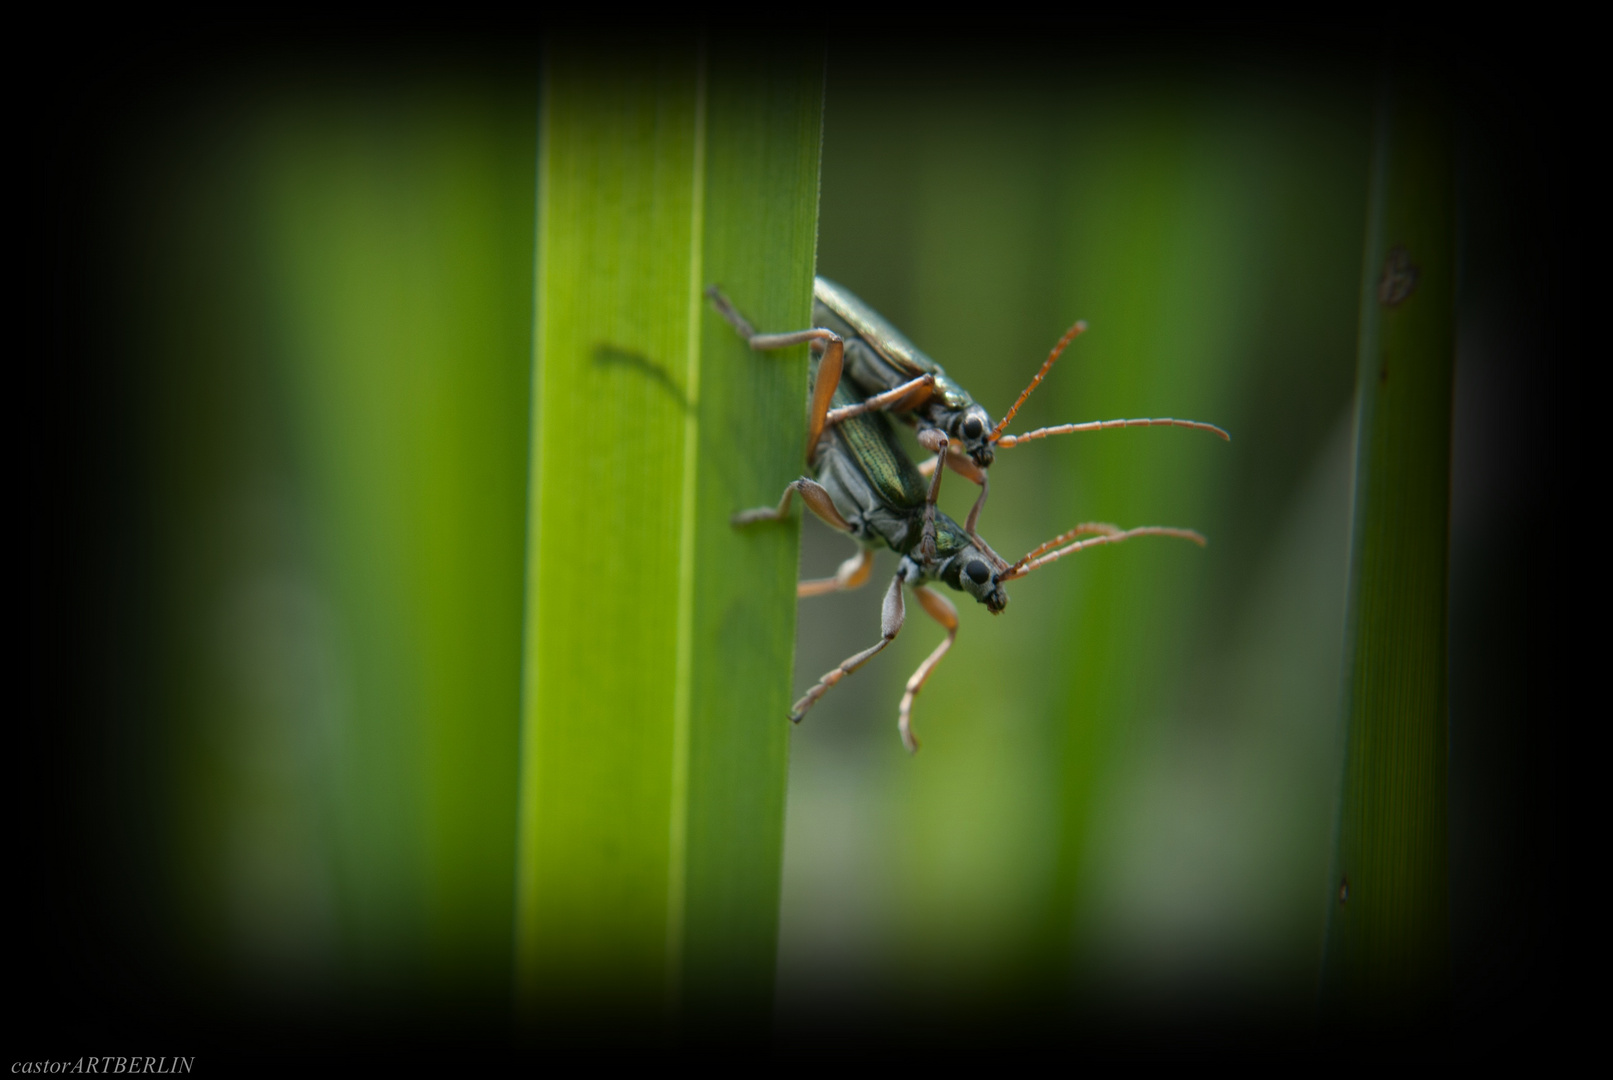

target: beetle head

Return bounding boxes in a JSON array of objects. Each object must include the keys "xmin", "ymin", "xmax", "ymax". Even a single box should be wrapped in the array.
[
  {"xmin": 949, "ymin": 405, "xmax": 996, "ymax": 468},
  {"xmin": 940, "ymin": 544, "xmax": 1009, "ymax": 614}
]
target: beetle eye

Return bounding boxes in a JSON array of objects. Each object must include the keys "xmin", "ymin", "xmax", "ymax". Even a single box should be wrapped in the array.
[
  {"xmin": 965, "ymin": 559, "xmax": 990, "ymax": 584},
  {"xmin": 962, "ymin": 417, "xmax": 984, "ymax": 440}
]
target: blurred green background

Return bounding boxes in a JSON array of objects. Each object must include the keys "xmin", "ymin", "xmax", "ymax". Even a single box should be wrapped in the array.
[
  {"xmin": 778, "ymin": 54, "xmax": 1368, "ymax": 1032},
  {"xmin": 88, "ymin": 70, "xmax": 539, "ymax": 1030},
  {"xmin": 33, "ymin": 35, "xmax": 1557, "ymax": 1053}
]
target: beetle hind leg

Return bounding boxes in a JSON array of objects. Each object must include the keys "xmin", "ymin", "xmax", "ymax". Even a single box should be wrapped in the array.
[
  {"xmin": 733, "ymin": 477, "xmax": 853, "ymax": 532},
  {"xmin": 791, "ymin": 571, "xmax": 906, "ymax": 723},
  {"xmin": 798, "ymin": 546, "xmax": 875, "ymax": 598},
  {"xmin": 897, "ymin": 585, "xmax": 959, "ymax": 754}
]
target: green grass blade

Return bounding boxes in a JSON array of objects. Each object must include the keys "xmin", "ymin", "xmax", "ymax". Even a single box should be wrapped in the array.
[
  {"xmin": 1321, "ymin": 72, "xmax": 1454, "ymax": 1015},
  {"xmin": 256, "ymin": 92, "xmax": 536, "ymax": 991},
  {"xmin": 515, "ymin": 41, "xmax": 823, "ymax": 1027},
  {"xmin": 683, "ymin": 52, "xmax": 827, "ymax": 1021},
  {"xmin": 1047, "ymin": 102, "xmax": 1265, "ymax": 967}
]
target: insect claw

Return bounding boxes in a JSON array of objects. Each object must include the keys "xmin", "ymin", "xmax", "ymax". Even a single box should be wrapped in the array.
[{"xmin": 789, "ymin": 686, "xmax": 823, "ymax": 722}]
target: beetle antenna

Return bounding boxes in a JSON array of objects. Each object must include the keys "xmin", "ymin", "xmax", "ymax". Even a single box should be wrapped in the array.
[
  {"xmin": 1000, "ymin": 525, "xmax": 1206, "ymax": 581},
  {"xmin": 987, "ymin": 320, "xmax": 1087, "ymax": 443},
  {"xmin": 1015, "ymin": 522, "xmax": 1124, "ymax": 565},
  {"xmin": 995, "ymin": 416, "xmax": 1231, "ymax": 448}
]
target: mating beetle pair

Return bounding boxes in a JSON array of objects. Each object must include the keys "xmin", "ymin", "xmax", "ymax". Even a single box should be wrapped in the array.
[{"xmin": 709, "ymin": 277, "xmax": 1228, "ymax": 753}]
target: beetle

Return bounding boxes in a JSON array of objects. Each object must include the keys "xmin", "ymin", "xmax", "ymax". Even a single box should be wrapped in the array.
[
  {"xmin": 709, "ymin": 285, "xmax": 1213, "ymax": 753},
  {"xmin": 810, "ymin": 276, "xmax": 1229, "ymax": 540}
]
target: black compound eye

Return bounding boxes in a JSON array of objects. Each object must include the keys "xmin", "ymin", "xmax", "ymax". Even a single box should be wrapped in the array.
[
  {"xmin": 965, "ymin": 559, "xmax": 990, "ymax": 584},
  {"xmin": 962, "ymin": 417, "xmax": 985, "ymax": 440}
]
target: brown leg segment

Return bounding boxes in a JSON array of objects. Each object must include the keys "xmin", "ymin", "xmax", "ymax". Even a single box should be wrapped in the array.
[
  {"xmin": 798, "ymin": 333, "xmax": 844, "ymax": 464},
  {"xmin": 915, "ymin": 429, "xmax": 949, "ymax": 561},
  {"xmin": 798, "ymin": 546, "xmax": 875, "ymax": 598},
  {"xmin": 898, "ymin": 585, "xmax": 960, "ymax": 754},
  {"xmin": 790, "ymin": 571, "xmax": 907, "ymax": 723},
  {"xmin": 706, "ymin": 284, "xmax": 846, "ymax": 468},
  {"xmin": 732, "ymin": 477, "xmax": 853, "ymax": 532},
  {"xmin": 823, "ymin": 373, "xmax": 935, "ymax": 427},
  {"xmin": 918, "ymin": 446, "xmax": 993, "ymax": 537}
]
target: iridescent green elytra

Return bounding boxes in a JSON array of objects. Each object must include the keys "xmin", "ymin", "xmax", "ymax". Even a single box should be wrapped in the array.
[
  {"xmin": 823, "ymin": 382, "xmax": 929, "ymax": 508},
  {"xmin": 816, "ymin": 379, "xmax": 975, "ymax": 563},
  {"xmin": 814, "ymin": 276, "xmax": 993, "ymax": 465}
]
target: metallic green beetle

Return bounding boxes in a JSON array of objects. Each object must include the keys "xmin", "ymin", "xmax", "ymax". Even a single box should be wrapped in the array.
[
  {"xmin": 813, "ymin": 276, "xmax": 1229, "ymax": 537},
  {"xmin": 709, "ymin": 284, "xmax": 1212, "ymax": 754}
]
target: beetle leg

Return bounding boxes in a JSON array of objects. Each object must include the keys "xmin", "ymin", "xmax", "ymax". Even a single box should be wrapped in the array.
[
  {"xmin": 915, "ymin": 430, "xmax": 949, "ymax": 561},
  {"xmin": 733, "ymin": 477, "xmax": 853, "ymax": 532},
  {"xmin": 898, "ymin": 585, "xmax": 960, "ymax": 754},
  {"xmin": 800, "ymin": 333, "xmax": 845, "ymax": 464},
  {"xmin": 742, "ymin": 326, "xmax": 843, "ymax": 465},
  {"xmin": 916, "ymin": 448, "xmax": 1001, "ymax": 559},
  {"xmin": 791, "ymin": 571, "xmax": 907, "ymax": 722},
  {"xmin": 706, "ymin": 284, "xmax": 760, "ymax": 339},
  {"xmin": 934, "ymin": 449, "xmax": 991, "ymax": 536},
  {"xmin": 823, "ymin": 373, "xmax": 935, "ymax": 427},
  {"xmin": 798, "ymin": 546, "xmax": 875, "ymax": 598},
  {"xmin": 706, "ymin": 285, "xmax": 845, "ymax": 466}
]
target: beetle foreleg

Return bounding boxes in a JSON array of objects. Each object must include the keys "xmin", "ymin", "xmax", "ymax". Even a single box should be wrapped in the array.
[
  {"xmin": 917, "ymin": 446, "xmax": 990, "ymax": 534},
  {"xmin": 798, "ymin": 546, "xmax": 875, "ymax": 598},
  {"xmin": 733, "ymin": 478, "xmax": 853, "ymax": 533},
  {"xmin": 915, "ymin": 430, "xmax": 949, "ymax": 560},
  {"xmin": 897, "ymin": 585, "xmax": 960, "ymax": 754},
  {"xmin": 790, "ymin": 571, "xmax": 907, "ymax": 723},
  {"xmin": 823, "ymin": 373, "xmax": 936, "ymax": 427}
]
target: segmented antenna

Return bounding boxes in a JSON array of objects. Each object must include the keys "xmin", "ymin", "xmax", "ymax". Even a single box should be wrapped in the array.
[
  {"xmin": 996, "ymin": 416, "xmax": 1231, "ymax": 448},
  {"xmin": 1015, "ymin": 522, "xmax": 1123, "ymax": 566},
  {"xmin": 987, "ymin": 320, "xmax": 1088, "ymax": 443},
  {"xmin": 1000, "ymin": 525, "xmax": 1206, "ymax": 581}
]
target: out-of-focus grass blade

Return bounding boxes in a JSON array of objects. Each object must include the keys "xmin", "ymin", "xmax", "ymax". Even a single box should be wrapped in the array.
[
  {"xmin": 1041, "ymin": 101, "xmax": 1261, "ymax": 981},
  {"xmin": 515, "ymin": 41, "xmax": 823, "ymax": 1028},
  {"xmin": 1322, "ymin": 72, "xmax": 1454, "ymax": 1015},
  {"xmin": 255, "ymin": 89, "xmax": 536, "ymax": 991},
  {"xmin": 134, "ymin": 76, "xmax": 536, "ymax": 1005}
]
